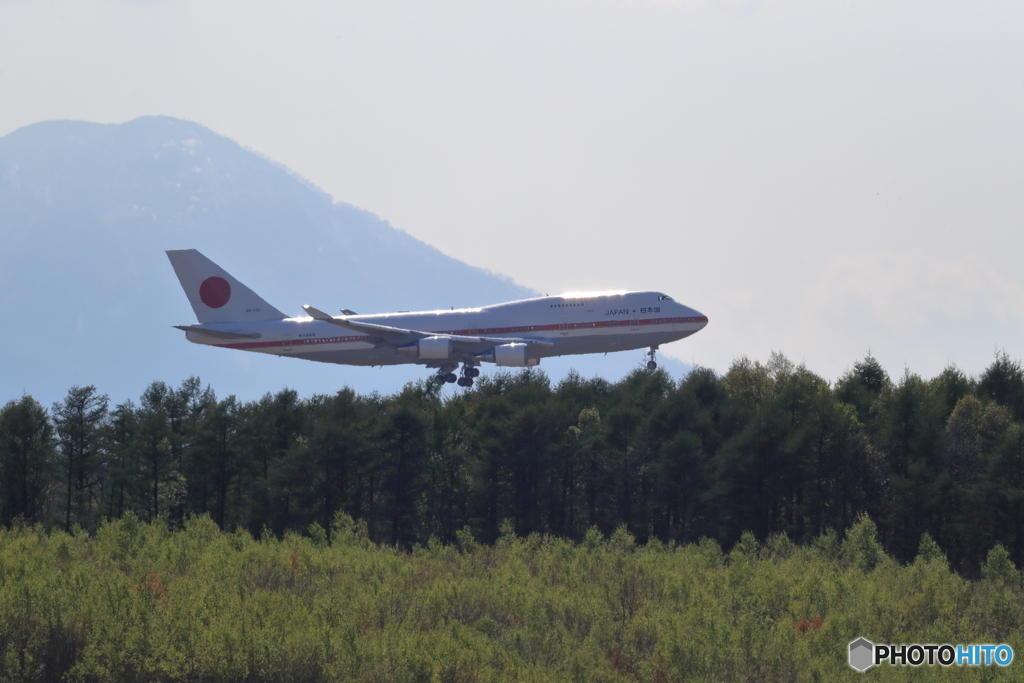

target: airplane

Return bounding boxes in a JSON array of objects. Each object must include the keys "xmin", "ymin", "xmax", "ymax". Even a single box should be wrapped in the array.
[{"xmin": 167, "ymin": 249, "xmax": 709, "ymax": 387}]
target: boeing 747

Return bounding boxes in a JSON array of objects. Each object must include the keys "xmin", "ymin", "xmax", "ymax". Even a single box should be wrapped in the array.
[{"xmin": 167, "ymin": 249, "xmax": 708, "ymax": 386}]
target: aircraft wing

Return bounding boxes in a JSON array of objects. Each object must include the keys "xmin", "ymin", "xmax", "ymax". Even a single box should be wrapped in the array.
[{"xmin": 302, "ymin": 305, "xmax": 555, "ymax": 349}]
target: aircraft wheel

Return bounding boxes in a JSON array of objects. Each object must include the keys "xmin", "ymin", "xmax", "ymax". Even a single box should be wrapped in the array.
[
  {"xmin": 434, "ymin": 375, "xmax": 447, "ymax": 385},
  {"xmin": 445, "ymin": 373, "xmax": 458, "ymax": 383},
  {"xmin": 457, "ymin": 377, "xmax": 467, "ymax": 387},
  {"xmin": 647, "ymin": 361, "xmax": 657, "ymax": 370},
  {"xmin": 465, "ymin": 377, "xmax": 474, "ymax": 387},
  {"xmin": 469, "ymin": 367, "xmax": 480, "ymax": 378}
]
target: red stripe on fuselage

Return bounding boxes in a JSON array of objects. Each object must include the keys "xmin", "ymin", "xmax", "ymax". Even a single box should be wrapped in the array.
[{"xmin": 217, "ymin": 316, "xmax": 708, "ymax": 350}]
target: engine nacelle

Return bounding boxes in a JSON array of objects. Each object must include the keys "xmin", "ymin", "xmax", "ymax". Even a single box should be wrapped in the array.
[
  {"xmin": 417, "ymin": 336, "xmax": 452, "ymax": 359},
  {"xmin": 489, "ymin": 343, "xmax": 539, "ymax": 367},
  {"xmin": 397, "ymin": 336, "xmax": 452, "ymax": 360}
]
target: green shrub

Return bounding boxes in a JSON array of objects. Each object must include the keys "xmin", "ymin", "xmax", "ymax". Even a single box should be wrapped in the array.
[{"xmin": 0, "ymin": 515, "xmax": 1022, "ymax": 681}]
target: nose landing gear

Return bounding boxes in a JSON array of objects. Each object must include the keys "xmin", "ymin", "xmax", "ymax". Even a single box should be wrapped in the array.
[{"xmin": 646, "ymin": 346, "xmax": 658, "ymax": 371}]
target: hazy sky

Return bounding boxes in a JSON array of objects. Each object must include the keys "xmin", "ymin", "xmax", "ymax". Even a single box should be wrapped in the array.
[{"xmin": 3, "ymin": 0, "xmax": 1023, "ymax": 381}]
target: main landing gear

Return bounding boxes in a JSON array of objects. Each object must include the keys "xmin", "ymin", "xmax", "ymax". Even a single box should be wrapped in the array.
[
  {"xmin": 434, "ymin": 363, "xmax": 458, "ymax": 385},
  {"xmin": 646, "ymin": 346, "xmax": 658, "ymax": 371},
  {"xmin": 434, "ymin": 363, "xmax": 479, "ymax": 387},
  {"xmin": 457, "ymin": 364, "xmax": 480, "ymax": 388}
]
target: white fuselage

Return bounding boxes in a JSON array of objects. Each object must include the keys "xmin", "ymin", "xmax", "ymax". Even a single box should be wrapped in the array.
[{"xmin": 182, "ymin": 291, "xmax": 708, "ymax": 368}]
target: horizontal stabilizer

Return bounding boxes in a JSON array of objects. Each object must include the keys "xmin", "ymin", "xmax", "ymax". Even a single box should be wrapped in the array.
[{"xmin": 173, "ymin": 325, "xmax": 262, "ymax": 340}]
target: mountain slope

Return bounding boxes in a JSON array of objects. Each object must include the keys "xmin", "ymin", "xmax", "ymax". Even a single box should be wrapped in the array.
[{"xmin": 0, "ymin": 116, "xmax": 690, "ymax": 406}]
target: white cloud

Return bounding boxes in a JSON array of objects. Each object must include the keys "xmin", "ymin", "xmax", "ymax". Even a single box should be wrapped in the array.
[
  {"xmin": 807, "ymin": 252, "xmax": 1024, "ymax": 334},
  {"xmin": 2, "ymin": 0, "xmax": 1023, "ymax": 384},
  {"xmin": 670, "ymin": 251, "xmax": 1024, "ymax": 382},
  {"xmin": 651, "ymin": 0, "xmax": 772, "ymax": 9}
]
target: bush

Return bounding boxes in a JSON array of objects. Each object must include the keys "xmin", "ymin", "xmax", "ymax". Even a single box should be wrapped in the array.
[{"xmin": 0, "ymin": 515, "xmax": 1022, "ymax": 681}]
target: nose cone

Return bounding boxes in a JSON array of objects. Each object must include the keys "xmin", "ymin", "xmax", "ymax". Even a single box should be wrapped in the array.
[{"xmin": 680, "ymin": 303, "xmax": 709, "ymax": 330}]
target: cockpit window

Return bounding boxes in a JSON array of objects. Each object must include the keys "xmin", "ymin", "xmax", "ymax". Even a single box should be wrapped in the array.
[{"xmin": 658, "ymin": 295, "xmax": 674, "ymax": 301}]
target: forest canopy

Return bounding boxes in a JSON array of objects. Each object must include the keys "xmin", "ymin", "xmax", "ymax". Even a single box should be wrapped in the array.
[{"xmin": 3, "ymin": 351, "xmax": 1024, "ymax": 574}]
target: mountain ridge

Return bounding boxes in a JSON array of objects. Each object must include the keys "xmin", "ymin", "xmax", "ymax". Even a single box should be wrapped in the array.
[{"xmin": 0, "ymin": 116, "xmax": 691, "ymax": 406}]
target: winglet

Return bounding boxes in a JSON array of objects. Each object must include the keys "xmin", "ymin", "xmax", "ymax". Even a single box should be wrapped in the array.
[{"xmin": 302, "ymin": 305, "xmax": 337, "ymax": 321}]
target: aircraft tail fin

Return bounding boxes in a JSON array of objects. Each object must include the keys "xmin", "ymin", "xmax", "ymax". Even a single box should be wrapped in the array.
[{"xmin": 166, "ymin": 249, "xmax": 287, "ymax": 323}]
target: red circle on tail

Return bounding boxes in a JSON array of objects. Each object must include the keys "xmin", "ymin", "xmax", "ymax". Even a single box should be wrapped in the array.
[{"xmin": 199, "ymin": 276, "xmax": 231, "ymax": 308}]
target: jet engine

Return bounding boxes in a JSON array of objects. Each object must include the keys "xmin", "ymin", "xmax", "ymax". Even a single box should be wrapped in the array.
[{"xmin": 396, "ymin": 336, "xmax": 452, "ymax": 360}]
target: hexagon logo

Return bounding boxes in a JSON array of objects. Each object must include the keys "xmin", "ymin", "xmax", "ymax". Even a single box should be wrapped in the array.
[{"xmin": 849, "ymin": 638, "xmax": 875, "ymax": 672}]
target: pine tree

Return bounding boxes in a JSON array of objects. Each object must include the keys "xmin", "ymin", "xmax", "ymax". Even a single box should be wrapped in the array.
[
  {"xmin": 52, "ymin": 386, "xmax": 109, "ymax": 531},
  {"xmin": 0, "ymin": 396, "xmax": 55, "ymax": 525},
  {"xmin": 978, "ymin": 350, "xmax": 1024, "ymax": 421}
]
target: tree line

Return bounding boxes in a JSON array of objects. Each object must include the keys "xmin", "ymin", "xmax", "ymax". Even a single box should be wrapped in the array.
[{"xmin": 3, "ymin": 350, "xmax": 1024, "ymax": 573}]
